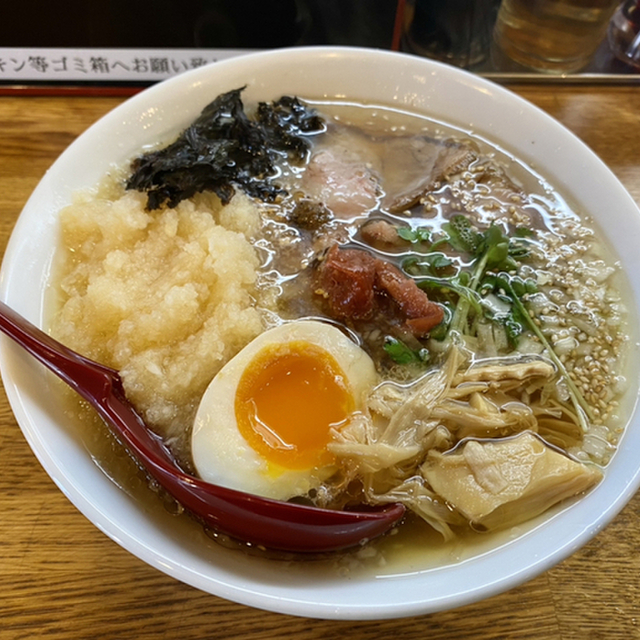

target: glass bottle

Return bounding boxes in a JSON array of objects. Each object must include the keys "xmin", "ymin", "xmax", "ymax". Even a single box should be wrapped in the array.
[{"xmin": 607, "ymin": 0, "xmax": 640, "ymax": 69}]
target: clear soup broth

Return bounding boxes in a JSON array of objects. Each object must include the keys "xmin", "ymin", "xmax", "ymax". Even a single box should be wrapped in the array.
[{"xmin": 48, "ymin": 93, "xmax": 637, "ymax": 574}]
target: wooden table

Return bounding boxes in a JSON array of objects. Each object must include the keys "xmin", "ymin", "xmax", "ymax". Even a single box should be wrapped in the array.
[{"xmin": 1, "ymin": 83, "xmax": 639, "ymax": 640}]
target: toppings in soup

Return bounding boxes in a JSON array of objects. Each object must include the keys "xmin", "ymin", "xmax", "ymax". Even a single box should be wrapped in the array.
[{"xmin": 50, "ymin": 88, "xmax": 631, "ymax": 549}]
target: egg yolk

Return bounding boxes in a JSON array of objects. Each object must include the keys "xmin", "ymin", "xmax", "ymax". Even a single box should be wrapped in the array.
[{"xmin": 234, "ymin": 340, "xmax": 354, "ymax": 471}]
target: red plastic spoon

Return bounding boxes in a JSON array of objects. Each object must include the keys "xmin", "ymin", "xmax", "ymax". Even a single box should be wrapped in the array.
[{"xmin": 0, "ymin": 301, "xmax": 405, "ymax": 553}]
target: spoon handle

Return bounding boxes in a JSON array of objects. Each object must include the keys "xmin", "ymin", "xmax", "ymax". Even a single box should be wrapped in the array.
[
  {"xmin": 0, "ymin": 300, "xmax": 179, "ymax": 465},
  {"xmin": 0, "ymin": 300, "xmax": 405, "ymax": 552},
  {"xmin": 0, "ymin": 301, "xmax": 121, "ymax": 401}
]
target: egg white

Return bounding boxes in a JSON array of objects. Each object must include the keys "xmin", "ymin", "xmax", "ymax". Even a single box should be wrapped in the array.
[{"xmin": 191, "ymin": 319, "xmax": 378, "ymax": 501}]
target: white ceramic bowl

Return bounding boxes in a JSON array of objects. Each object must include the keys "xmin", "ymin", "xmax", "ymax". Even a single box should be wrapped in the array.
[{"xmin": 2, "ymin": 46, "xmax": 640, "ymax": 620}]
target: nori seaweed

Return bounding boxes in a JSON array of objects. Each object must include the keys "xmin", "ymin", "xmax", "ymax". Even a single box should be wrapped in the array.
[{"xmin": 126, "ymin": 87, "xmax": 325, "ymax": 210}]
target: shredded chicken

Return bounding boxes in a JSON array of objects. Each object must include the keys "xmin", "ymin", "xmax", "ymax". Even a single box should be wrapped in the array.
[
  {"xmin": 369, "ymin": 477, "xmax": 466, "ymax": 541},
  {"xmin": 328, "ymin": 348, "xmax": 601, "ymax": 538},
  {"xmin": 430, "ymin": 395, "xmax": 537, "ymax": 439}
]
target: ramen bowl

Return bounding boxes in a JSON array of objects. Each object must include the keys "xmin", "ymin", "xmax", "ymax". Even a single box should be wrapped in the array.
[{"xmin": 1, "ymin": 46, "xmax": 640, "ymax": 620}]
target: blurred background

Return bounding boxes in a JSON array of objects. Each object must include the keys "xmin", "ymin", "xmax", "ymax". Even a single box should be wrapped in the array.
[
  {"xmin": 1, "ymin": 0, "xmax": 638, "ymax": 82},
  {"xmin": 0, "ymin": 0, "xmax": 398, "ymax": 50}
]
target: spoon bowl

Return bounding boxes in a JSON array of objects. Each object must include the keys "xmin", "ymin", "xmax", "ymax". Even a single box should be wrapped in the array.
[{"xmin": 0, "ymin": 300, "xmax": 404, "ymax": 553}]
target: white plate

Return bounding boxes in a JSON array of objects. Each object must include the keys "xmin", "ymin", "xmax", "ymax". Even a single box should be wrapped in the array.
[{"xmin": 2, "ymin": 46, "xmax": 640, "ymax": 620}]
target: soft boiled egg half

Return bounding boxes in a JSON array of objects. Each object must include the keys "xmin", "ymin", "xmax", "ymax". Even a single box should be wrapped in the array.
[{"xmin": 191, "ymin": 319, "xmax": 378, "ymax": 501}]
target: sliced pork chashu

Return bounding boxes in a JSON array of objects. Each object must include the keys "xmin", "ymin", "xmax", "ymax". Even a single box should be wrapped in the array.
[
  {"xmin": 300, "ymin": 125, "xmax": 477, "ymax": 217},
  {"xmin": 380, "ymin": 136, "xmax": 476, "ymax": 213}
]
